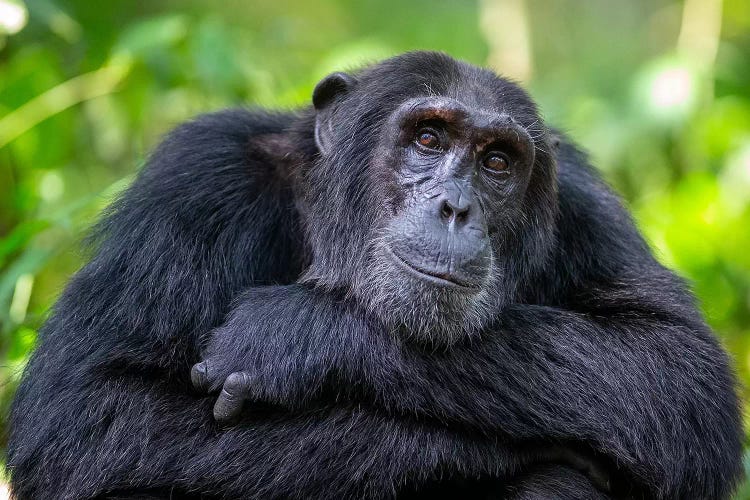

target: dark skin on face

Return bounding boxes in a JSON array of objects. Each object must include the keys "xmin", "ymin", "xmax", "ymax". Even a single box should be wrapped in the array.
[{"xmin": 383, "ymin": 96, "xmax": 535, "ymax": 290}]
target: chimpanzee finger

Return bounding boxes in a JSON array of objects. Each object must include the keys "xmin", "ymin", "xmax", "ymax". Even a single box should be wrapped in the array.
[
  {"xmin": 213, "ymin": 371, "xmax": 254, "ymax": 424},
  {"xmin": 191, "ymin": 358, "xmax": 232, "ymax": 393},
  {"xmin": 190, "ymin": 360, "xmax": 213, "ymax": 393}
]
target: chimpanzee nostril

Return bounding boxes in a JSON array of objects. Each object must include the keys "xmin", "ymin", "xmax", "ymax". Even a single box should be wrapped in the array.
[
  {"xmin": 440, "ymin": 200, "xmax": 454, "ymax": 221},
  {"xmin": 439, "ymin": 198, "xmax": 470, "ymax": 224}
]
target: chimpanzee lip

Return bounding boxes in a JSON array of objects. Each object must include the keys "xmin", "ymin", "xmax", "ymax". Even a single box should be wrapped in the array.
[{"xmin": 386, "ymin": 246, "xmax": 480, "ymax": 290}]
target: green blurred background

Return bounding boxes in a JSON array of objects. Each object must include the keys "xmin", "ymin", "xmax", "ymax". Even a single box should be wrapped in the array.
[{"xmin": 1, "ymin": 0, "xmax": 749, "ymax": 495}]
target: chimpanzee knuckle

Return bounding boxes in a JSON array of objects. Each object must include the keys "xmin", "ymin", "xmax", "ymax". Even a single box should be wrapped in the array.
[
  {"xmin": 198, "ymin": 359, "xmax": 234, "ymax": 393},
  {"xmin": 190, "ymin": 361, "xmax": 209, "ymax": 391},
  {"xmin": 225, "ymin": 371, "xmax": 250, "ymax": 392},
  {"xmin": 192, "ymin": 358, "xmax": 230, "ymax": 393}
]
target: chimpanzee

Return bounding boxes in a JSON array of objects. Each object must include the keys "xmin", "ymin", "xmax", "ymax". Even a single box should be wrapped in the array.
[{"xmin": 8, "ymin": 51, "xmax": 742, "ymax": 499}]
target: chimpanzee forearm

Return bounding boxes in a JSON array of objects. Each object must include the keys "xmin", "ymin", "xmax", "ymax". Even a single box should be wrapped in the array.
[
  {"xmin": 195, "ymin": 284, "xmax": 740, "ymax": 499},
  {"xmin": 10, "ymin": 372, "xmax": 525, "ymax": 499},
  {"xmin": 412, "ymin": 303, "xmax": 741, "ymax": 498}
]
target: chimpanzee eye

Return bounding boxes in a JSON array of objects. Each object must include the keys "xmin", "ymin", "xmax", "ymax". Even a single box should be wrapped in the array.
[
  {"xmin": 482, "ymin": 152, "xmax": 510, "ymax": 173},
  {"xmin": 415, "ymin": 128, "xmax": 441, "ymax": 150}
]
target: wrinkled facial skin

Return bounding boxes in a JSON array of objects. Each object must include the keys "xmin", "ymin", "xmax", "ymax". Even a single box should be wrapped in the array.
[
  {"xmin": 363, "ymin": 96, "xmax": 538, "ymax": 345},
  {"xmin": 386, "ymin": 96, "xmax": 536, "ymax": 289}
]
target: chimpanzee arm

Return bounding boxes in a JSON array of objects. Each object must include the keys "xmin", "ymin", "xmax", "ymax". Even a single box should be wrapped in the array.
[
  {"xmin": 193, "ymin": 281, "xmax": 738, "ymax": 499},
  {"xmin": 195, "ymin": 156, "xmax": 742, "ymax": 499}
]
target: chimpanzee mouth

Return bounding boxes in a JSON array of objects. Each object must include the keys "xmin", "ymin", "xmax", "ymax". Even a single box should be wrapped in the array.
[{"xmin": 386, "ymin": 246, "xmax": 481, "ymax": 290}]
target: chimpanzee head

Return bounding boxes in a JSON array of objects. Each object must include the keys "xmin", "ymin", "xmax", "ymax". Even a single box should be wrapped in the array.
[{"xmin": 299, "ymin": 52, "xmax": 558, "ymax": 345}]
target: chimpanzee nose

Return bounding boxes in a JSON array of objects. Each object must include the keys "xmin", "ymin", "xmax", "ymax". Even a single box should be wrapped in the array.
[
  {"xmin": 439, "ymin": 198, "xmax": 470, "ymax": 223},
  {"xmin": 436, "ymin": 182, "xmax": 474, "ymax": 227}
]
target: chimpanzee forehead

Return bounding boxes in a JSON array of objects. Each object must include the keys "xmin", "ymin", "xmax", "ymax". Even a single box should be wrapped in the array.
[
  {"xmin": 417, "ymin": 74, "xmax": 540, "ymax": 129},
  {"xmin": 445, "ymin": 66, "xmax": 538, "ymax": 117},
  {"xmin": 359, "ymin": 53, "xmax": 537, "ymax": 119}
]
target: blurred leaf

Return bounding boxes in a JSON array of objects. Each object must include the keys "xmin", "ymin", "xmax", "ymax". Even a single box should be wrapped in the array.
[
  {"xmin": 0, "ymin": 59, "xmax": 132, "ymax": 149},
  {"xmin": 0, "ymin": 219, "xmax": 50, "ymax": 267},
  {"xmin": 112, "ymin": 14, "xmax": 188, "ymax": 59},
  {"xmin": 6, "ymin": 326, "xmax": 36, "ymax": 361},
  {"xmin": 189, "ymin": 17, "xmax": 243, "ymax": 97},
  {"xmin": 0, "ymin": 246, "xmax": 52, "ymax": 329}
]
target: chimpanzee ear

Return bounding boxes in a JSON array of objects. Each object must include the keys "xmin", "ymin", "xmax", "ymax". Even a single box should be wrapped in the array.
[
  {"xmin": 313, "ymin": 72, "xmax": 356, "ymax": 110},
  {"xmin": 312, "ymin": 72, "xmax": 357, "ymax": 156}
]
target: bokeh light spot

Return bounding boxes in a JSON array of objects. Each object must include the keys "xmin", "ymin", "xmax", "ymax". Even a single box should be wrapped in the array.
[
  {"xmin": 0, "ymin": 0, "xmax": 27, "ymax": 35},
  {"xmin": 650, "ymin": 67, "xmax": 693, "ymax": 111},
  {"xmin": 39, "ymin": 171, "xmax": 65, "ymax": 202}
]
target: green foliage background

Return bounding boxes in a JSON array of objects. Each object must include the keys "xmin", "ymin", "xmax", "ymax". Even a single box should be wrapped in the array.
[{"xmin": 1, "ymin": 0, "xmax": 749, "ymax": 493}]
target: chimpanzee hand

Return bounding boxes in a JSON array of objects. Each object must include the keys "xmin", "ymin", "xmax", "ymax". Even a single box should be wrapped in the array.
[
  {"xmin": 191, "ymin": 322, "xmax": 335, "ymax": 424},
  {"xmin": 190, "ymin": 318, "xmax": 330, "ymax": 424},
  {"xmin": 191, "ymin": 359, "xmax": 258, "ymax": 424},
  {"xmin": 190, "ymin": 284, "xmax": 391, "ymax": 424}
]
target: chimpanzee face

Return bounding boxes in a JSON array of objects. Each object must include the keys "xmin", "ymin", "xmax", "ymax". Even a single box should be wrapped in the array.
[
  {"xmin": 380, "ymin": 95, "xmax": 536, "ymax": 291},
  {"xmin": 305, "ymin": 53, "xmax": 555, "ymax": 345}
]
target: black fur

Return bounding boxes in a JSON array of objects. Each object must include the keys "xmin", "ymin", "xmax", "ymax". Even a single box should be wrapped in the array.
[{"xmin": 7, "ymin": 52, "xmax": 743, "ymax": 499}]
